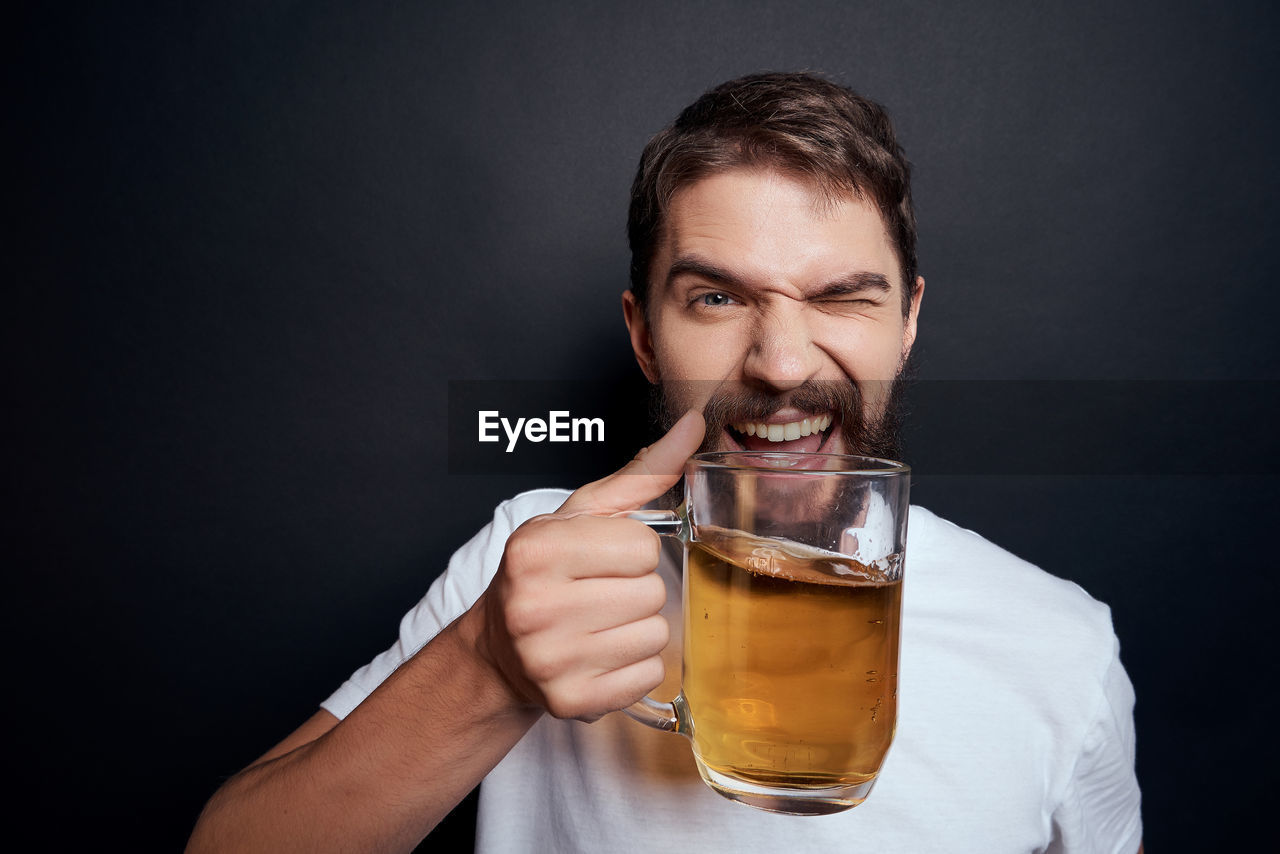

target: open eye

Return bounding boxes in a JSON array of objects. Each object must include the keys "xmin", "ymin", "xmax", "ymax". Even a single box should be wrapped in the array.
[{"xmin": 699, "ymin": 292, "xmax": 737, "ymax": 307}]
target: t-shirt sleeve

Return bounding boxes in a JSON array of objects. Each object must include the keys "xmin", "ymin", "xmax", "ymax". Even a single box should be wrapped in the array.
[
  {"xmin": 319, "ymin": 493, "xmax": 549, "ymax": 720},
  {"xmin": 1047, "ymin": 637, "xmax": 1144, "ymax": 854}
]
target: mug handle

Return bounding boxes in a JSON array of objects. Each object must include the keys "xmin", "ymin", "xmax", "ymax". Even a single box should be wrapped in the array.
[{"xmin": 615, "ymin": 508, "xmax": 690, "ymax": 734}]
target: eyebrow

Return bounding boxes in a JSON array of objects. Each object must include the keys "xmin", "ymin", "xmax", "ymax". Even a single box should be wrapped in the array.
[{"xmin": 666, "ymin": 256, "xmax": 892, "ymax": 298}]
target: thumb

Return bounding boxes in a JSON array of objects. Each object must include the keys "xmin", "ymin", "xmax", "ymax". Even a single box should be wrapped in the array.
[{"xmin": 559, "ymin": 409, "xmax": 705, "ymax": 514}]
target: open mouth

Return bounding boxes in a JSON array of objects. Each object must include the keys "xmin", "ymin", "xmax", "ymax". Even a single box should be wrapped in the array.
[{"xmin": 724, "ymin": 413, "xmax": 838, "ymax": 454}]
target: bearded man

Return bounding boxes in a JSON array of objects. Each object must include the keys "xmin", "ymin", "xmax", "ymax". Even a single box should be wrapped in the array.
[{"xmin": 187, "ymin": 72, "xmax": 1143, "ymax": 854}]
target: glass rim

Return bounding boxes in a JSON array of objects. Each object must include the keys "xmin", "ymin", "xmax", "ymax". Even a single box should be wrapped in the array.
[{"xmin": 688, "ymin": 450, "xmax": 910, "ymax": 476}]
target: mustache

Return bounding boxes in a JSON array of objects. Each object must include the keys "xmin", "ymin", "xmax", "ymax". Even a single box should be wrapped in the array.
[
  {"xmin": 700, "ymin": 381, "xmax": 862, "ymax": 431},
  {"xmin": 652, "ymin": 375, "xmax": 909, "ymax": 461}
]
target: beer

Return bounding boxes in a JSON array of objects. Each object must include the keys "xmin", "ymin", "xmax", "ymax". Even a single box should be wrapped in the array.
[{"xmin": 683, "ymin": 526, "xmax": 901, "ymax": 794}]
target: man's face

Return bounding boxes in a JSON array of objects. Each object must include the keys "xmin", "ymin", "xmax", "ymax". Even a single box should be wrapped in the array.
[{"xmin": 623, "ymin": 167, "xmax": 924, "ymax": 458}]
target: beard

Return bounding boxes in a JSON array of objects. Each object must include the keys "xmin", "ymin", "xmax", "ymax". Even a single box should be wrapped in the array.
[{"xmin": 650, "ymin": 354, "xmax": 914, "ymax": 463}]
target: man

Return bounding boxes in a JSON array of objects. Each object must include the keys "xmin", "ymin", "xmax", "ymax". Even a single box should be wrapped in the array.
[{"xmin": 187, "ymin": 73, "xmax": 1142, "ymax": 852}]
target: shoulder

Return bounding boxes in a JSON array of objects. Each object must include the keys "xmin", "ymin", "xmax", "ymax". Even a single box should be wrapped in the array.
[
  {"xmin": 903, "ymin": 505, "xmax": 1121, "ymax": 711},
  {"xmin": 907, "ymin": 505, "xmax": 1114, "ymax": 636},
  {"xmin": 886, "ymin": 508, "xmax": 1139, "ymax": 844}
]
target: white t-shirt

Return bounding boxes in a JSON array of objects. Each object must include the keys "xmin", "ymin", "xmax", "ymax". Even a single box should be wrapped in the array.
[{"xmin": 323, "ymin": 489, "xmax": 1142, "ymax": 853}]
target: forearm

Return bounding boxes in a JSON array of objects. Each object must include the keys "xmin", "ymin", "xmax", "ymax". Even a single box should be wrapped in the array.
[{"xmin": 186, "ymin": 604, "xmax": 540, "ymax": 854}]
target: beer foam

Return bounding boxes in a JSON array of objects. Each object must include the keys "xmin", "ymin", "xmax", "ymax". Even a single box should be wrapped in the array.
[
  {"xmin": 840, "ymin": 490, "xmax": 895, "ymax": 565},
  {"xmin": 695, "ymin": 526, "xmax": 895, "ymax": 586}
]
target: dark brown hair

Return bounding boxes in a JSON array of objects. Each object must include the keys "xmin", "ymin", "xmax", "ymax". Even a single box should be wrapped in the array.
[{"xmin": 627, "ymin": 72, "xmax": 919, "ymax": 314}]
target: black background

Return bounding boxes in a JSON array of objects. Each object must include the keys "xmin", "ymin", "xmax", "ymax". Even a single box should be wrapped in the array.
[{"xmin": 11, "ymin": 1, "xmax": 1279, "ymax": 851}]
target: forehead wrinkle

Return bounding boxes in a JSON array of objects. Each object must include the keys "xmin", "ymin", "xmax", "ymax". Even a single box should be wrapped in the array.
[{"xmin": 661, "ymin": 169, "xmax": 901, "ymax": 300}]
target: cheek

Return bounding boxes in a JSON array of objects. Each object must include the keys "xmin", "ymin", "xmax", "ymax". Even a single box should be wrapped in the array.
[
  {"xmin": 819, "ymin": 318, "xmax": 907, "ymax": 378},
  {"xmin": 818, "ymin": 325, "xmax": 908, "ymax": 418},
  {"xmin": 653, "ymin": 320, "xmax": 740, "ymax": 382}
]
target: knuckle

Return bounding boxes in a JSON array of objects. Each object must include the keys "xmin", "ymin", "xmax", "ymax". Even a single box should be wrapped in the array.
[
  {"xmin": 544, "ymin": 682, "xmax": 589, "ymax": 720},
  {"xmin": 630, "ymin": 443, "xmax": 658, "ymax": 471},
  {"xmin": 503, "ymin": 526, "xmax": 553, "ymax": 575},
  {"xmin": 568, "ymin": 481, "xmax": 601, "ymax": 507},
  {"xmin": 503, "ymin": 596, "xmax": 545, "ymax": 637},
  {"xmin": 519, "ymin": 643, "xmax": 568, "ymax": 685}
]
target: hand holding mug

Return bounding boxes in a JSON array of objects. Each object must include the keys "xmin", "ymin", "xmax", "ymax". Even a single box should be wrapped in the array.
[{"xmin": 475, "ymin": 411, "xmax": 705, "ymax": 722}]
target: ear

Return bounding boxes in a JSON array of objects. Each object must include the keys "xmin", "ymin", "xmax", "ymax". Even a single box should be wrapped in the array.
[
  {"xmin": 622, "ymin": 290, "xmax": 660, "ymax": 383},
  {"xmin": 901, "ymin": 275, "xmax": 925, "ymax": 361}
]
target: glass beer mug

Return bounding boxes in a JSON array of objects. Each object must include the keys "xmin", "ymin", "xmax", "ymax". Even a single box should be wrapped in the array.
[{"xmin": 624, "ymin": 452, "xmax": 910, "ymax": 815}]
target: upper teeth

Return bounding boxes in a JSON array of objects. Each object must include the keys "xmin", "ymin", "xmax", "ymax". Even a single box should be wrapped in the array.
[{"xmin": 732, "ymin": 414, "xmax": 832, "ymax": 442}]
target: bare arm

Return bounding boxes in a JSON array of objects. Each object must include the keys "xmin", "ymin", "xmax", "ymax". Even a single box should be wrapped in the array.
[
  {"xmin": 186, "ymin": 411, "xmax": 706, "ymax": 853},
  {"xmin": 186, "ymin": 606, "xmax": 539, "ymax": 853}
]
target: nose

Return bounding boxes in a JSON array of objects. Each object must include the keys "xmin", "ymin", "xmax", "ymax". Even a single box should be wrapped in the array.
[{"xmin": 741, "ymin": 305, "xmax": 821, "ymax": 393}]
